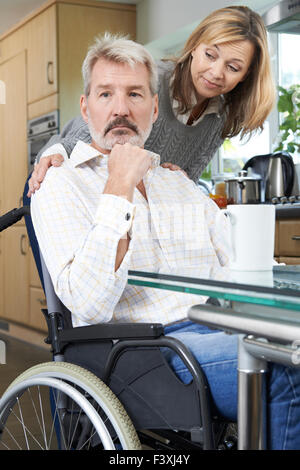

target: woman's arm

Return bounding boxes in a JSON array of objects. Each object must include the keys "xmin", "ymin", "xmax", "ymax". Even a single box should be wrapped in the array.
[
  {"xmin": 35, "ymin": 115, "xmax": 89, "ymax": 163},
  {"xmin": 28, "ymin": 115, "xmax": 90, "ymax": 196}
]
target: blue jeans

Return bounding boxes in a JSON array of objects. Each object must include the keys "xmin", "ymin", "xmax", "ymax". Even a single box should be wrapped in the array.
[{"xmin": 164, "ymin": 321, "xmax": 300, "ymax": 450}]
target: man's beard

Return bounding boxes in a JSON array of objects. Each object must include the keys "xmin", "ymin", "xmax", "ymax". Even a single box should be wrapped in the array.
[{"xmin": 87, "ymin": 112, "xmax": 153, "ymax": 150}]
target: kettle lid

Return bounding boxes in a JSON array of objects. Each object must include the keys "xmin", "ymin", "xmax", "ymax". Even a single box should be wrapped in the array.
[{"xmin": 226, "ymin": 170, "xmax": 262, "ymax": 182}]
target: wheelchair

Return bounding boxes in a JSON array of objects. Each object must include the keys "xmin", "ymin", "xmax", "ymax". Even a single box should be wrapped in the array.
[{"xmin": 0, "ymin": 180, "xmax": 237, "ymax": 451}]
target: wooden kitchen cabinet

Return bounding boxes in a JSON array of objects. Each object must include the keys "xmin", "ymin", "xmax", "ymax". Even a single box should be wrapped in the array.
[
  {"xmin": 26, "ymin": 5, "xmax": 57, "ymax": 104},
  {"xmin": 0, "ymin": 234, "xmax": 3, "ymax": 319},
  {"xmin": 0, "ymin": 51, "xmax": 27, "ymax": 214},
  {"xmin": 0, "ymin": 52, "xmax": 29, "ymax": 326},
  {"xmin": 29, "ymin": 249, "xmax": 47, "ymax": 332},
  {"xmin": 57, "ymin": 1, "xmax": 136, "ymax": 126},
  {"xmin": 2, "ymin": 227, "xmax": 29, "ymax": 324},
  {"xmin": 275, "ymin": 218, "xmax": 300, "ymax": 265},
  {"xmin": 29, "ymin": 288, "xmax": 47, "ymax": 332},
  {"xmin": 0, "ymin": 0, "xmax": 136, "ymax": 123}
]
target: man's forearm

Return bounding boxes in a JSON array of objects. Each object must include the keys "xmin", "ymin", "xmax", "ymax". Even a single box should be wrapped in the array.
[
  {"xmin": 115, "ymin": 235, "xmax": 130, "ymax": 271},
  {"xmin": 103, "ymin": 176, "xmax": 134, "ymax": 202}
]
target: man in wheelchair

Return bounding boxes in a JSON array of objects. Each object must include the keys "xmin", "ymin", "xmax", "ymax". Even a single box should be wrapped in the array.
[{"xmin": 30, "ymin": 34, "xmax": 300, "ymax": 450}]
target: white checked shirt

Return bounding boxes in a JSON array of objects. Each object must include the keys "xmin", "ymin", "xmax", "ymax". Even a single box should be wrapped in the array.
[{"xmin": 31, "ymin": 141, "xmax": 230, "ymax": 327}]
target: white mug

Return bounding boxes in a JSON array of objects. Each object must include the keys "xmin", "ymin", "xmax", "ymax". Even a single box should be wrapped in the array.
[{"xmin": 223, "ymin": 204, "xmax": 275, "ymax": 271}]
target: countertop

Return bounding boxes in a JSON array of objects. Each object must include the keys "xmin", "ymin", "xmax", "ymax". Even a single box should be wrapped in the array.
[{"xmin": 275, "ymin": 204, "xmax": 300, "ymax": 219}]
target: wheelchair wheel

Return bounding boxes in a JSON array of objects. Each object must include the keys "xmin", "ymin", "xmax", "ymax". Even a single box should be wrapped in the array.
[{"xmin": 0, "ymin": 362, "xmax": 141, "ymax": 450}]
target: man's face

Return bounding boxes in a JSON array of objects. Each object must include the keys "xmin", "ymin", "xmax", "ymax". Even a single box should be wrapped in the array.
[{"xmin": 80, "ymin": 58, "xmax": 158, "ymax": 153}]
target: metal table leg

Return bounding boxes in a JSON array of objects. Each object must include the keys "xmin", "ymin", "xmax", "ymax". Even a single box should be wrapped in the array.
[{"xmin": 238, "ymin": 334, "xmax": 268, "ymax": 450}]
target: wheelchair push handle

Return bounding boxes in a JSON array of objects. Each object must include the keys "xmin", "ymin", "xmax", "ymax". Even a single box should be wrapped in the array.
[{"xmin": 0, "ymin": 206, "xmax": 30, "ymax": 232}]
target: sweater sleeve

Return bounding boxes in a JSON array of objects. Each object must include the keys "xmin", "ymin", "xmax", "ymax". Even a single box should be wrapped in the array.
[
  {"xmin": 184, "ymin": 136, "xmax": 224, "ymax": 183},
  {"xmin": 36, "ymin": 115, "xmax": 91, "ymax": 162}
]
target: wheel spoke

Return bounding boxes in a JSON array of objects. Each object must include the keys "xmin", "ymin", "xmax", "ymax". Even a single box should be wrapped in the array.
[
  {"xmin": 28, "ymin": 387, "xmax": 46, "ymax": 446},
  {"xmin": 0, "ymin": 363, "xmax": 140, "ymax": 450},
  {"xmin": 9, "ymin": 403, "xmax": 45, "ymax": 449},
  {"xmin": 37, "ymin": 385, "xmax": 48, "ymax": 448},
  {"xmin": 16, "ymin": 397, "xmax": 29, "ymax": 449},
  {"xmin": 50, "ymin": 388, "xmax": 68, "ymax": 450},
  {"xmin": 0, "ymin": 417, "xmax": 22, "ymax": 450},
  {"xmin": 77, "ymin": 428, "xmax": 97, "ymax": 450}
]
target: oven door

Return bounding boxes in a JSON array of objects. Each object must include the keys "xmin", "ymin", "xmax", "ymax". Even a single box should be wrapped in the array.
[{"xmin": 28, "ymin": 130, "xmax": 58, "ymax": 175}]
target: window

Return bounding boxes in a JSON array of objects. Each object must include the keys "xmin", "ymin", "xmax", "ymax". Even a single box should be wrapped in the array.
[
  {"xmin": 218, "ymin": 124, "xmax": 271, "ymax": 175},
  {"xmin": 279, "ymin": 34, "xmax": 300, "ymax": 89},
  {"xmin": 277, "ymin": 33, "xmax": 300, "ymax": 164}
]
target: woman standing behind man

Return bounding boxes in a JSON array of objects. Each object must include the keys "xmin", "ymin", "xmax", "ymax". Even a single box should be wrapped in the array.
[{"xmin": 28, "ymin": 5, "xmax": 275, "ymax": 194}]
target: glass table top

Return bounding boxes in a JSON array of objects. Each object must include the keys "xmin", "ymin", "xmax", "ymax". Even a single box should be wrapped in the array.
[{"xmin": 128, "ymin": 264, "xmax": 300, "ymax": 312}]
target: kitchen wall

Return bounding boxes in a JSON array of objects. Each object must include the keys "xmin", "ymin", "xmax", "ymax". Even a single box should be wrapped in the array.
[
  {"xmin": 136, "ymin": 0, "xmax": 277, "ymax": 56},
  {"xmin": 0, "ymin": 1, "xmax": 277, "ymax": 53}
]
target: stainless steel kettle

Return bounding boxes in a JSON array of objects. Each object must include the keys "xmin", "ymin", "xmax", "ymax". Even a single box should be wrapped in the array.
[
  {"xmin": 265, "ymin": 157, "xmax": 285, "ymax": 200},
  {"xmin": 243, "ymin": 152, "xmax": 295, "ymax": 201},
  {"xmin": 265, "ymin": 155, "xmax": 295, "ymax": 200}
]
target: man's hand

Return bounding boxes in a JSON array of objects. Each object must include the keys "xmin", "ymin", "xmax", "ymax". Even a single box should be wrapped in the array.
[
  {"xmin": 161, "ymin": 162, "xmax": 188, "ymax": 178},
  {"xmin": 27, "ymin": 154, "xmax": 64, "ymax": 196},
  {"xmin": 104, "ymin": 143, "xmax": 152, "ymax": 201}
]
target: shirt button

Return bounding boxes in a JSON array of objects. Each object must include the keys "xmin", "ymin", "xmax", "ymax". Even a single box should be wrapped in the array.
[{"xmin": 125, "ymin": 213, "xmax": 131, "ymax": 221}]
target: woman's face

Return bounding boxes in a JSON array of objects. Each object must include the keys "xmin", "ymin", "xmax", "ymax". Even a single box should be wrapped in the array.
[{"xmin": 190, "ymin": 40, "xmax": 255, "ymax": 102}]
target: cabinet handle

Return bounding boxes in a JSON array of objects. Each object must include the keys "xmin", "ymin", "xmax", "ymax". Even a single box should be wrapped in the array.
[
  {"xmin": 292, "ymin": 236, "xmax": 300, "ymax": 241},
  {"xmin": 47, "ymin": 61, "xmax": 54, "ymax": 84},
  {"xmin": 37, "ymin": 298, "xmax": 47, "ymax": 306},
  {"xmin": 20, "ymin": 234, "xmax": 27, "ymax": 255}
]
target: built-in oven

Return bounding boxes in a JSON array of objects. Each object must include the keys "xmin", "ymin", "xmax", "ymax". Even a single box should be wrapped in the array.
[{"xmin": 27, "ymin": 110, "xmax": 59, "ymax": 174}]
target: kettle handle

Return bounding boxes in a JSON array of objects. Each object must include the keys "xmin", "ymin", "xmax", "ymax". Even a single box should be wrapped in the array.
[{"xmin": 281, "ymin": 155, "xmax": 295, "ymax": 196}]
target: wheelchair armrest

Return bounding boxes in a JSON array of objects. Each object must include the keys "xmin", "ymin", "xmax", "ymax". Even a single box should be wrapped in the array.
[{"xmin": 59, "ymin": 322, "xmax": 164, "ymax": 346}]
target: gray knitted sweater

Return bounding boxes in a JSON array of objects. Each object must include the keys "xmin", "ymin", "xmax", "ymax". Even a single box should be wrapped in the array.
[{"xmin": 38, "ymin": 61, "xmax": 225, "ymax": 182}]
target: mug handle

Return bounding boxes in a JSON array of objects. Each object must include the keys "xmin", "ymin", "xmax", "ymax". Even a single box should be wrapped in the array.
[{"xmin": 222, "ymin": 210, "xmax": 236, "ymax": 262}]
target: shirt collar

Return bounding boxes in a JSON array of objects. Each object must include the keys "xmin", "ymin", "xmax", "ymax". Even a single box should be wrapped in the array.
[
  {"xmin": 69, "ymin": 140, "xmax": 161, "ymax": 169},
  {"xmin": 169, "ymin": 75, "xmax": 222, "ymax": 120},
  {"xmin": 173, "ymin": 94, "xmax": 221, "ymax": 118},
  {"xmin": 70, "ymin": 140, "xmax": 105, "ymax": 167}
]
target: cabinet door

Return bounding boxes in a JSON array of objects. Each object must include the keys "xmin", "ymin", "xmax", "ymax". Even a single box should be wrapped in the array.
[
  {"xmin": 278, "ymin": 219, "xmax": 300, "ymax": 256},
  {"xmin": 29, "ymin": 287, "xmax": 47, "ymax": 332},
  {"xmin": 0, "ymin": 51, "xmax": 27, "ymax": 214},
  {"xmin": 0, "ymin": 233, "xmax": 3, "ymax": 318},
  {"xmin": 26, "ymin": 5, "xmax": 57, "ymax": 103},
  {"xmin": 57, "ymin": 2, "xmax": 136, "ymax": 126},
  {"xmin": 278, "ymin": 257, "xmax": 300, "ymax": 265},
  {"xmin": 3, "ymin": 226, "xmax": 29, "ymax": 324}
]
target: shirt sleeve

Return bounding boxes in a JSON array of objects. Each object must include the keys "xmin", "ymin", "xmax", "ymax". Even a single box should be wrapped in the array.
[{"xmin": 31, "ymin": 167, "xmax": 135, "ymax": 327}]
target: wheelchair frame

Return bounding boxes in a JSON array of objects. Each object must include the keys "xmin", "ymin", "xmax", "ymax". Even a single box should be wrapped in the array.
[{"xmin": 0, "ymin": 203, "xmax": 236, "ymax": 451}]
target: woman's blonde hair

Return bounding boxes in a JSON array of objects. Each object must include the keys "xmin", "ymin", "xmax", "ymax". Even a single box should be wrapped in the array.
[{"xmin": 171, "ymin": 6, "xmax": 276, "ymax": 139}]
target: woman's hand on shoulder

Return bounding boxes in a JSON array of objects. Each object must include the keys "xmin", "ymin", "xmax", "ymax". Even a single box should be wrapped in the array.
[
  {"xmin": 160, "ymin": 162, "xmax": 188, "ymax": 178},
  {"xmin": 27, "ymin": 154, "xmax": 64, "ymax": 196}
]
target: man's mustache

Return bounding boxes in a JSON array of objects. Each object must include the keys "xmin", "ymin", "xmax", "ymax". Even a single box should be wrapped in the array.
[{"xmin": 104, "ymin": 117, "xmax": 139, "ymax": 136}]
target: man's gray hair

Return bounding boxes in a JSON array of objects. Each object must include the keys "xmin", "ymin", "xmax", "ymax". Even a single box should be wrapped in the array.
[{"xmin": 82, "ymin": 32, "xmax": 158, "ymax": 96}]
